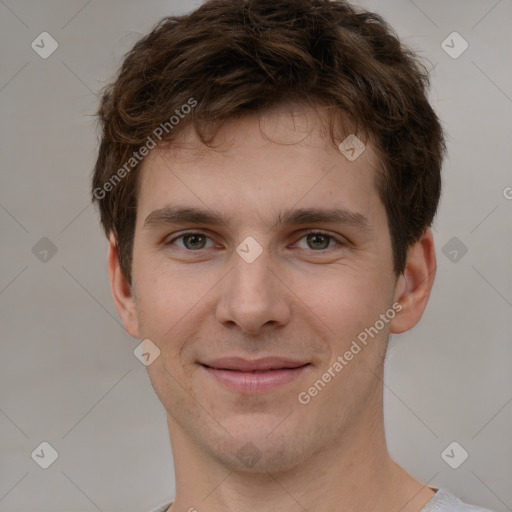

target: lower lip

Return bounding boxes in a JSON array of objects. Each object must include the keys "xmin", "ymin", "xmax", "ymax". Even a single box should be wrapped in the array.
[{"xmin": 202, "ymin": 364, "xmax": 310, "ymax": 393}]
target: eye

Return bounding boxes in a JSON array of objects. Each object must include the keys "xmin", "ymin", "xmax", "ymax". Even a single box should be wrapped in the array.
[
  {"xmin": 166, "ymin": 232, "xmax": 215, "ymax": 251},
  {"xmin": 165, "ymin": 230, "xmax": 345, "ymax": 253},
  {"xmin": 294, "ymin": 230, "xmax": 342, "ymax": 251}
]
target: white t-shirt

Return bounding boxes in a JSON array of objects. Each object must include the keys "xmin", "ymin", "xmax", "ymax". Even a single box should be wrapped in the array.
[{"xmin": 147, "ymin": 488, "xmax": 495, "ymax": 512}]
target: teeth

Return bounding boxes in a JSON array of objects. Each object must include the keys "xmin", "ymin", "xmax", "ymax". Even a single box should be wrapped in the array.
[
  {"xmin": 233, "ymin": 368, "xmax": 293, "ymax": 372},
  {"xmin": 221, "ymin": 368, "xmax": 279, "ymax": 372},
  {"xmin": 211, "ymin": 366, "xmax": 304, "ymax": 372}
]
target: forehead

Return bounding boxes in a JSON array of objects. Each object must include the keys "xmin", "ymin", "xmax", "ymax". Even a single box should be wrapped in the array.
[
  {"xmin": 136, "ymin": 104, "xmax": 384, "ymax": 229},
  {"xmin": 149, "ymin": 103, "xmax": 375, "ymax": 163}
]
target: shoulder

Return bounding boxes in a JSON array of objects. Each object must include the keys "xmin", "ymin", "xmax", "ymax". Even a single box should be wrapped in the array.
[{"xmin": 422, "ymin": 489, "xmax": 495, "ymax": 512}]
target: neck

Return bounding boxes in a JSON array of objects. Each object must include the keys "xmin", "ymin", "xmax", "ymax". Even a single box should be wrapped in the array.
[{"xmin": 165, "ymin": 391, "xmax": 434, "ymax": 512}]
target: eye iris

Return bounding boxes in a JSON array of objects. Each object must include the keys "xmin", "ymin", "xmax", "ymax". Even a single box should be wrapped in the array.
[
  {"xmin": 183, "ymin": 234, "xmax": 206, "ymax": 250},
  {"xmin": 307, "ymin": 233, "xmax": 329, "ymax": 250}
]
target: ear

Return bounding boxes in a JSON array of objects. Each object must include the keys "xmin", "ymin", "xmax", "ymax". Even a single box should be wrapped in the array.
[
  {"xmin": 107, "ymin": 234, "xmax": 140, "ymax": 339},
  {"xmin": 390, "ymin": 228, "xmax": 436, "ymax": 334}
]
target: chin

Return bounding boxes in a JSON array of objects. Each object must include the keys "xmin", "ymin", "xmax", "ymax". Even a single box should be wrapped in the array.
[{"xmin": 207, "ymin": 420, "xmax": 314, "ymax": 474}]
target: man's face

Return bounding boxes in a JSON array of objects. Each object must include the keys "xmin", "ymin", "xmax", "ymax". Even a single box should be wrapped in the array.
[{"xmin": 121, "ymin": 105, "xmax": 403, "ymax": 471}]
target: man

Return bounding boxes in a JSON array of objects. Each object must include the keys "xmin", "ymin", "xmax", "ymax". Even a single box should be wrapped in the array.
[{"xmin": 91, "ymin": 1, "xmax": 494, "ymax": 511}]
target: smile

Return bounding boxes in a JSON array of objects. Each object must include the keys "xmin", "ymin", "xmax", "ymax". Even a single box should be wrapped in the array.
[{"xmin": 200, "ymin": 363, "xmax": 310, "ymax": 393}]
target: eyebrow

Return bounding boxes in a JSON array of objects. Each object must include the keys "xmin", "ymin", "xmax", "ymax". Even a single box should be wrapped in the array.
[{"xmin": 143, "ymin": 205, "xmax": 371, "ymax": 232}]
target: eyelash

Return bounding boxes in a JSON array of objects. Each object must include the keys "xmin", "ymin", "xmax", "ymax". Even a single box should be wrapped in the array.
[{"xmin": 165, "ymin": 230, "xmax": 345, "ymax": 252}]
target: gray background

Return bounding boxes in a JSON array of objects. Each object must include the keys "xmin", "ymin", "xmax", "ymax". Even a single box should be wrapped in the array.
[{"xmin": 0, "ymin": 0, "xmax": 511, "ymax": 511}]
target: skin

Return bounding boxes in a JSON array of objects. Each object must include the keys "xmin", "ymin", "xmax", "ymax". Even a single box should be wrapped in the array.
[{"xmin": 108, "ymin": 104, "xmax": 437, "ymax": 512}]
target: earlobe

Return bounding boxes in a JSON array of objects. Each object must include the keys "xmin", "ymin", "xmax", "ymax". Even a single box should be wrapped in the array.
[
  {"xmin": 390, "ymin": 228, "xmax": 437, "ymax": 334},
  {"xmin": 107, "ymin": 234, "xmax": 141, "ymax": 339}
]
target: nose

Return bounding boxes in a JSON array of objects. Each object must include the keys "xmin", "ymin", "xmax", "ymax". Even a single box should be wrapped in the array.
[{"xmin": 215, "ymin": 244, "xmax": 292, "ymax": 335}]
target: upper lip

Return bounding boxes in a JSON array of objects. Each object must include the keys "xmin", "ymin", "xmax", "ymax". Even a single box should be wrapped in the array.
[{"xmin": 201, "ymin": 356, "xmax": 310, "ymax": 372}]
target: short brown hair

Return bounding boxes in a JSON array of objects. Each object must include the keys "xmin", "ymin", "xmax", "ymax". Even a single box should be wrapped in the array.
[{"xmin": 92, "ymin": 0, "xmax": 446, "ymax": 284}]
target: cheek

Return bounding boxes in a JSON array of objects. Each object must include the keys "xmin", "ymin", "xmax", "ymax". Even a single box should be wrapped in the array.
[
  {"xmin": 299, "ymin": 264, "xmax": 391, "ymax": 336},
  {"xmin": 133, "ymin": 261, "xmax": 220, "ymax": 349},
  {"xmin": 137, "ymin": 269, "xmax": 206, "ymax": 397}
]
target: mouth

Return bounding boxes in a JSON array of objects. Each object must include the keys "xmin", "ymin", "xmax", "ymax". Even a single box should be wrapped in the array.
[
  {"xmin": 199, "ymin": 358, "xmax": 311, "ymax": 393},
  {"xmin": 200, "ymin": 356, "xmax": 310, "ymax": 372},
  {"xmin": 202, "ymin": 366, "xmax": 308, "ymax": 373}
]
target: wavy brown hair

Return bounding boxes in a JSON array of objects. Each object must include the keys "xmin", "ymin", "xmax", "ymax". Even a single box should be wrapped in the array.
[{"xmin": 92, "ymin": 0, "xmax": 446, "ymax": 284}]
